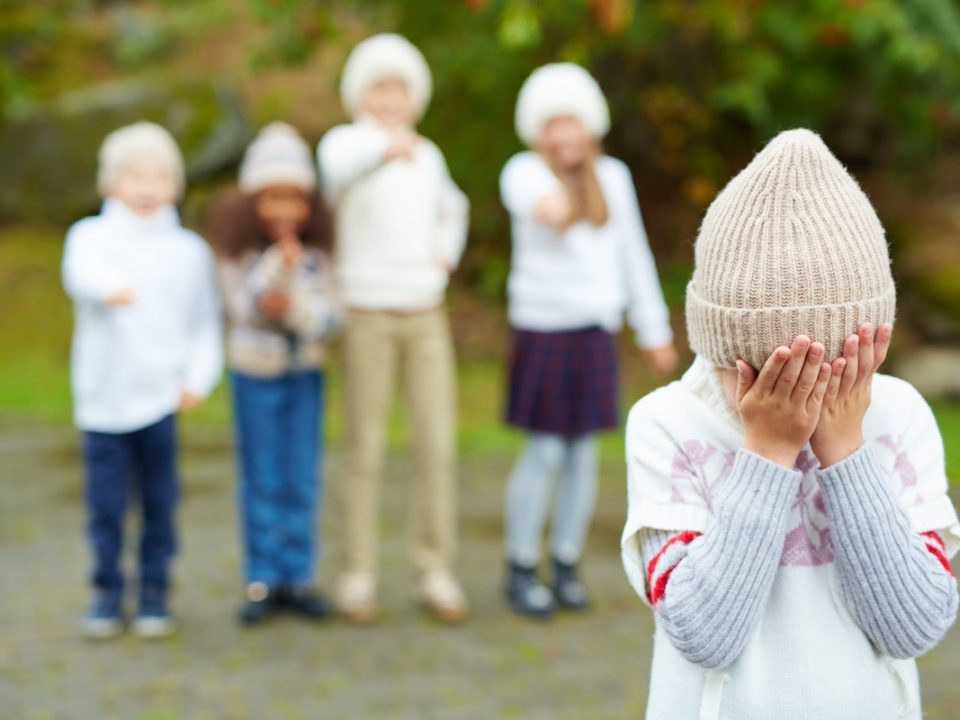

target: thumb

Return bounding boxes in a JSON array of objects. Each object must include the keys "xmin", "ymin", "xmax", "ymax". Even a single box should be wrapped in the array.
[{"xmin": 735, "ymin": 360, "xmax": 756, "ymax": 406}]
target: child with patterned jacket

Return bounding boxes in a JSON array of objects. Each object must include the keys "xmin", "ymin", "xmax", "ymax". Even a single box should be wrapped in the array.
[
  {"xmin": 621, "ymin": 129, "xmax": 958, "ymax": 720},
  {"xmin": 62, "ymin": 122, "xmax": 223, "ymax": 639},
  {"xmin": 500, "ymin": 64, "xmax": 677, "ymax": 619},
  {"xmin": 206, "ymin": 123, "xmax": 340, "ymax": 626},
  {"xmin": 317, "ymin": 34, "xmax": 470, "ymax": 623}
]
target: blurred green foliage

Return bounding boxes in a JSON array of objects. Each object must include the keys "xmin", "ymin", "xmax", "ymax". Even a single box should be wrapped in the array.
[
  {"xmin": 6, "ymin": 0, "xmax": 960, "ymax": 296},
  {"xmin": 250, "ymin": 0, "xmax": 960, "ymax": 295}
]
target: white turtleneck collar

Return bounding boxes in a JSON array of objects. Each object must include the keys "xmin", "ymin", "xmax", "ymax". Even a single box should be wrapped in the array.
[
  {"xmin": 680, "ymin": 355, "xmax": 743, "ymax": 432},
  {"xmin": 101, "ymin": 198, "xmax": 180, "ymax": 236}
]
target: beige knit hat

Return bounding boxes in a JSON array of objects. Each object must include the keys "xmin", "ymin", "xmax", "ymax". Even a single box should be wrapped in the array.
[
  {"xmin": 97, "ymin": 121, "xmax": 185, "ymax": 198},
  {"xmin": 239, "ymin": 122, "xmax": 316, "ymax": 194},
  {"xmin": 685, "ymin": 128, "xmax": 896, "ymax": 370}
]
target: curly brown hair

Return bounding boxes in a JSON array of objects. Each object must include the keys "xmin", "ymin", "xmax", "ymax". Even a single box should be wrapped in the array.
[{"xmin": 204, "ymin": 187, "xmax": 333, "ymax": 259}]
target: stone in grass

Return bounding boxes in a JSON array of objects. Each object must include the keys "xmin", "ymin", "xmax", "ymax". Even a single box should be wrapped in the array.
[{"xmin": 0, "ymin": 80, "xmax": 251, "ymax": 224}]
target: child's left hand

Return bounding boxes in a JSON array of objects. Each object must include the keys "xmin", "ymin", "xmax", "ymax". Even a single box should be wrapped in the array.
[
  {"xmin": 810, "ymin": 322, "xmax": 892, "ymax": 468},
  {"xmin": 179, "ymin": 391, "xmax": 203, "ymax": 413}
]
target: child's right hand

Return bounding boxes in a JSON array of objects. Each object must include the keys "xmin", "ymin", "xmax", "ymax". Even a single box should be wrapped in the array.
[
  {"xmin": 385, "ymin": 131, "xmax": 420, "ymax": 162},
  {"xmin": 534, "ymin": 190, "xmax": 571, "ymax": 227},
  {"xmin": 106, "ymin": 288, "xmax": 136, "ymax": 307},
  {"xmin": 257, "ymin": 289, "xmax": 291, "ymax": 319},
  {"xmin": 736, "ymin": 336, "xmax": 832, "ymax": 469}
]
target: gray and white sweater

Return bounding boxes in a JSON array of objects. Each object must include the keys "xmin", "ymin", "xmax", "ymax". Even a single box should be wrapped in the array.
[{"xmin": 622, "ymin": 357, "xmax": 959, "ymax": 720}]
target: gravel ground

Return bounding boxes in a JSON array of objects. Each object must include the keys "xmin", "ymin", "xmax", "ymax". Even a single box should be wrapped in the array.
[{"xmin": 1, "ymin": 421, "xmax": 958, "ymax": 719}]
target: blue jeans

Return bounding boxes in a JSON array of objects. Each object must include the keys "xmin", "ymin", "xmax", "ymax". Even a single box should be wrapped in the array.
[
  {"xmin": 231, "ymin": 369, "xmax": 324, "ymax": 587},
  {"xmin": 83, "ymin": 415, "xmax": 178, "ymax": 593}
]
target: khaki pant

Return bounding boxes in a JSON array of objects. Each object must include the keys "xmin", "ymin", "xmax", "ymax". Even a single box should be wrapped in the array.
[{"xmin": 339, "ymin": 307, "xmax": 457, "ymax": 577}]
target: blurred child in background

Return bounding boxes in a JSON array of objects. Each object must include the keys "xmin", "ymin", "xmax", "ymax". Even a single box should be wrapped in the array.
[
  {"xmin": 62, "ymin": 121, "xmax": 223, "ymax": 639},
  {"xmin": 318, "ymin": 33, "xmax": 470, "ymax": 624},
  {"xmin": 621, "ymin": 129, "xmax": 958, "ymax": 719},
  {"xmin": 499, "ymin": 64, "xmax": 677, "ymax": 619},
  {"xmin": 206, "ymin": 123, "xmax": 339, "ymax": 626}
]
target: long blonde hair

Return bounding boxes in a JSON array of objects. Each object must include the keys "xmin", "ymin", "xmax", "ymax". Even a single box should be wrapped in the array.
[{"xmin": 546, "ymin": 143, "xmax": 609, "ymax": 227}]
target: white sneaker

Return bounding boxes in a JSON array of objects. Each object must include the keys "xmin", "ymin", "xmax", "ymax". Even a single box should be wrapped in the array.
[
  {"xmin": 418, "ymin": 571, "xmax": 469, "ymax": 624},
  {"xmin": 133, "ymin": 614, "xmax": 177, "ymax": 640},
  {"xmin": 335, "ymin": 572, "xmax": 378, "ymax": 624}
]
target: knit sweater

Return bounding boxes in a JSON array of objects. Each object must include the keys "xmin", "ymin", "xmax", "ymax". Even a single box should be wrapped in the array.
[
  {"xmin": 500, "ymin": 152, "xmax": 672, "ymax": 348},
  {"xmin": 62, "ymin": 199, "xmax": 223, "ymax": 433},
  {"xmin": 621, "ymin": 358, "xmax": 959, "ymax": 720},
  {"xmin": 217, "ymin": 245, "xmax": 341, "ymax": 377},
  {"xmin": 317, "ymin": 121, "xmax": 469, "ymax": 311}
]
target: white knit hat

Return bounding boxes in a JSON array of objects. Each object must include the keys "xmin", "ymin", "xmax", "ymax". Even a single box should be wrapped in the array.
[
  {"xmin": 97, "ymin": 121, "xmax": 185, "ymax": 198},
  {"xmin": 339, "ymin": 33, "xmax": 432, "ymax": 120},
  {"xmin": 514, "ymin": 63, "xmax": 610, "ymax": 147},
  {"xmin": 685, "ymin": 128, "xmax": 896, "ymax": 370},
  {"xmin": 239, "ymin": 122, "xmax": 316, "ymax": 194}
]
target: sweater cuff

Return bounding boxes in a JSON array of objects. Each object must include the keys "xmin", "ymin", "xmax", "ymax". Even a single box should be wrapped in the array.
[
  {"xmin": 816, "ymin": 443, "xmax": 900, "ymax": 522},
  {"xmin": 716, "ymin": 449, "xmax": 803, "ymax": 520}
]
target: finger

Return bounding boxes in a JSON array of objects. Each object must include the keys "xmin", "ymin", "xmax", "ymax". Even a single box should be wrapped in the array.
[
  {"xmin": 824, "ymin": 357, "xmax": 845, "ymax": 405},
  {"xmin": 857, "ymin": 323, "xmax": 875, "ymax": 382},
  {"xmin": 807, "ymin": 362, "xmax": 832, "ymax": 415},
  {"xmin": 753, "ymin": 346, "xmax": 790, "ymax": 395},
  {"xmin": 791, "ymin": 341, "xmax": 825, "ymax": 402},
  {"xmin": 773, "ymin": 336, "xmax": 811, "ymax": 397},
  {"xmin": 873, "ymin": 322, "xmax": 892, "ymax": 369},
  {"xmin": 839, "ymin": 334, "xmax": 859, "ymax": 396},
  {"xmin": 735, "ymin": 359, "xmax": 757, "ymax": 405}
]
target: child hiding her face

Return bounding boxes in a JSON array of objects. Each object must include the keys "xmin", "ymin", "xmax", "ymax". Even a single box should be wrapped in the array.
[
  {"xmin": 207, "ymin": 123, "xmax": 340, "ymax": 626},
  {"xmin": 621, "ymin": 129, "xmax": 958, "ymax": 720}
]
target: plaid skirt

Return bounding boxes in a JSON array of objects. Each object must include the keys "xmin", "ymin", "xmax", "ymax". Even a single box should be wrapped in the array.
[{"xmin": 506, "ymin": 326, "xmax": 620, "ymax": 437}]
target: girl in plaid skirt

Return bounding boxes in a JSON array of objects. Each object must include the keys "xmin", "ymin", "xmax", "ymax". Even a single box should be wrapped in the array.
[{"xmin": 500, "ymin": 63, "xmax": 677, "ymax": 618}]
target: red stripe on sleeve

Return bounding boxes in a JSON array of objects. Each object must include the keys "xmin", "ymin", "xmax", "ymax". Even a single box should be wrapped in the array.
[
  {"xmin": 646, "ymin": 531, "xmax": 702, "ymax": 605},
  {"xmin": 922, "ymin": 532, "xmax": 954, "ymax": 577}
]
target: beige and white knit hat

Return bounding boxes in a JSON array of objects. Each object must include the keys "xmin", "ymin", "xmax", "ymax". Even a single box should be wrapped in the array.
[
  {"xmin": 685, "ymin": 128, "xmax": 896, "ymax": 370},
  {"xmin": 339, "ymin": 33, "xmax": 432, "ymax": 120},
  {"xmin": 239, "ymin": 122, "xmax": 316, "ymax": 194},
  {"xmin": 514, "ymin": 63, "xmax": 610, "ymax": 147},
  {"xmin": 97, "ymin": 121, "xmax": 185, "ymax": 198}
]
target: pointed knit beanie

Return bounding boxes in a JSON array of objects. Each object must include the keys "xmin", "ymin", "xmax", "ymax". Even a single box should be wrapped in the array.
[{"xmin": 685, "ymin": 128, "xmax": 896, "ymax": 370}]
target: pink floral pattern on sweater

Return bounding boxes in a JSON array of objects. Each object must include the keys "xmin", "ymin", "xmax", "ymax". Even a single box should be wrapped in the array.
[{"xmin": 669, "ymin": 436, "xmax": 921, "ymax": 567}]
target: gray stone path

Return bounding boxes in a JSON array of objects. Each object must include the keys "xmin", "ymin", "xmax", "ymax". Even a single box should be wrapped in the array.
[{"xmin": 0, "ymin": 422, "xmax": 957, "ymax": 719}]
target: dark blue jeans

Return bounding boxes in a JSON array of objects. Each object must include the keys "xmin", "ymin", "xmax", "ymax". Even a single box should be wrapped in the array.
[
  {"xmin": 231, "ymin": 369, "xmax": 324, "ymax": 587},
  {"xmin": 83, "ymin": 414, "xmax": 178, "ymax": 594}
]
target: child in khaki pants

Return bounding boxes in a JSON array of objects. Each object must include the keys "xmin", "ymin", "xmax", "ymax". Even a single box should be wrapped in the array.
[{"xmin": 318, "ymin": 33, "xmax": 469, "ymax": 623}]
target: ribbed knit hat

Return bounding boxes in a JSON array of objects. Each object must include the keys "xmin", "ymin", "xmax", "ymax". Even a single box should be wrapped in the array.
[
  {"xmin": 97, "ymin": 121, "xmax": 185, "ymax": 198},
  {"xmin": 685, "ymin": 128, "xmax": 896, "ymax": 370},
  {"xmin": 339, "ymin": 33, "xmax": 432, "ymax": 120},
  {"xmin": 515, "ymin": 63, "xmax": 610, "ymax": 147},
  {"xmin": 239, "ymin": 122, "xmax": 316, "ymax": 194}
]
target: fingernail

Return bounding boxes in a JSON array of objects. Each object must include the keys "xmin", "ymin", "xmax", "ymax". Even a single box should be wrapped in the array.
[{"xmin": 809, "ymin": 342, "xmax": 824, "ymax": 356}]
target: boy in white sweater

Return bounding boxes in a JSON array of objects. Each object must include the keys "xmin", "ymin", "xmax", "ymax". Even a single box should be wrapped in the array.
[
  {"xmin": 62, "ymin": 122, "xmax": 223, "ymax": 639},
  {"xmin": 317, "ymin": 34, "xmax": 469, "ymax": 623},
  {"xmin": 621, "ymin": 129, "xmax": 958, "ymax": 719}
]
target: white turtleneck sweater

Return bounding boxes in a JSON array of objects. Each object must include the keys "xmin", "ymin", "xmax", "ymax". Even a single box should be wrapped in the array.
[
  {"xmin": 62, "ymin": 199, "xmax": 223, "ymax": 433},
  {"xmin": 317, "ymin": 121, "xmax": 469, "ymax": 311},
  {"xmin": 500, "ymin": 151, "xmax": 673, "ymax": 348}
]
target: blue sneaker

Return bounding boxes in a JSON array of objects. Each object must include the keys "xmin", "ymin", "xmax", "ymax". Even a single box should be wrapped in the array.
[
  {"xmin": 81, "ymin": 589, "xmax": 124, "ymax": 640},
  {"xmin": 134, "ymin": 586, "xmax": 176, "ymax": 639}
]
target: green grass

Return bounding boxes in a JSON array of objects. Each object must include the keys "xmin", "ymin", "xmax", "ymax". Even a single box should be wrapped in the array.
[{"xmin": 2, "ymin": 223, "xmax": 958, "ymax": 481}]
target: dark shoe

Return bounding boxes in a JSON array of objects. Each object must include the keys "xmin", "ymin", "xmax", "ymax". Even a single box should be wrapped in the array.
[
  {"xmin": 134, "ymin": 586, "xmax": 176, "ymax": 639},
  {"xmin": 553, "ymin": 559, "xmax": 591, "ymax": 611},
  {"xmin": 81, "ymin": 589, "xmax": 124, "ymax": 640},
  {"xmin": 281, "ymin": 585, "xmax": 330, "ymax": 621},
  {"xmin": 506, "ymin": 562, "xmax": 555, "ymax": 620},
  {"xmin": 239, "ymin": 581, "xmax": 281, "ymax": 626}
]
